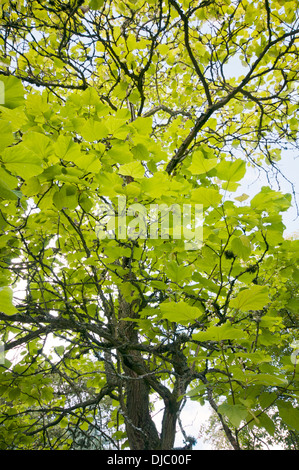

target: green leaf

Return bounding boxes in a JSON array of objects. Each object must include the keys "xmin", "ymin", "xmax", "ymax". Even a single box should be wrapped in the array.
[
  {"xmin": 217, "ymin": 403, "xmax": 248, "ymax": 428},
  {"xmin": 0, "ymin": 287, "xmax": 18, "ymax": 315},
  {"xmin": 230, "ymin": 235, "xmax": 251, "ymax": 260},
  {"xmin": 79, "ymin": 194, "xmax": 93, "ymax": 213},
  {"xmin": 128, "ymin": 89, "xmax": 140, "ymax": 104},
  {"xmin": 22, "ymin": 132, "xmax": 53, "ymax": 161},
  {"xmin": 235, "ymin": 193, "xmax": 249, "ymax": 202},
  {"xmin": 186, "ymin": 384, "xmax": 207, "ymax": 399},
  {"xmin": 259, "ymin": 315, "xmax": 283, "ymax": 328},
  {"xmin": 292, "ymin": 269, "xmax": 299, "ymax": 283},
  {"xmin": 257, "ymin": 413, "xmax": 276, "ymax": 436},
  {"xmin": 165, "ymin": 261, "xmax": 192, "ymax": 284},
  {"xmin": 141, "ymin": 172, "xmax": 170, "ymax": 198},
  {"xmin": 229, "ymin": 285, "xmax": 269, "ymax": 312},
  {"xmin": 9, "ymin": 387, "xmax": 21, "ymax": 400},
  {"xmin": 2, "ymin": 145, "xmax": 44, "ymax": 179},
  {"xmin": 0, "ymin": 179, "xmax": 19, "ymax": 201},
  {"xmin": 80, "ymin": 421, "xmax": 89, "ymax": 432},
  {"xmin": 89, "ymin": 0, "xmax": 104, "ymax": 10},
  {"xmin": 0, "ymin": 76, "xmax": 24, "ymax": 109},
  {"xmin": 131, "ymin": 143, "xmax": 150, "ymax": 161},
  {"xmin": 21, "ymin": 176, "xmax": 42, "ymax": 197},
  {"xmin": 132, "ymin": 116, "xmax": 152, "ymax": 135},
  {"xmin": 53, "ymin": 185, "xmax": 78, "ymax": 210},
  {"xmin": 55, "ymin": 345, "xmax": 65, "ymax": 356},
  {"xmin": 105, "ymin": 115, "xmax": 128, "ymax": 138},
  {"xmin": 288, "ymin": 298, "xmax": 299, "ymax": 313},
  {"xmin": 54, "ymin": 136, "xmax": 82, "ymax": 162},
  {"xmin": 0, "ymin": 167, "xmax": 19, "ymax": 201},
  {"xmin": 193, "ymin": 322, "xmax": 247, "ymax": 342},
  {"xmin": 250, "ymin": 186, "xmax": 292, "ymax": 213},
  {"xmin": 118, "ymin": 161, "xmax": 145, "ymax": 179},
  {"xmin": 59, "ymin": 417, "xmax": 69, "ymax": 429},
  {"xmin": 0, "ymin": 120, "xmax": 14, "ymax": 152},
  {"xmin": 75, "ymin": 153, "xmax": 101, "ymax": 173},
  {"xmin": 160, "ymin": 301, "xmax": 202, "ymax": 323},
  {"xmin": 187, "ymin": 150, "xmax": 218, "ymax": 175},
  {"xmin": 191, "ymin": 187, "xmax": 222, "ymax": 208},
  {"xmin": 278, "ymin": 405, "xmax": 299, "ymax": 431},
  {"xmin": 259, "ymin": 392, "xmax": 277, "ymax": 410},
  {"xmin": 119, "ymin": 282, "xmax": 139, "ymax": 302},
  {"xmin": 216, "ymin": 159, "xmax": 246, "ymax": 182},
  {"xmin": 80, "ymin": 119, "xmax": 109, "ymax": 142},
  {"xmin": 249, "ymin": 373, "xmax": 287, "ymax": 386},
  {"xmin": 106, "ymin": 142, "xmax": 134, "ymax": 164}
]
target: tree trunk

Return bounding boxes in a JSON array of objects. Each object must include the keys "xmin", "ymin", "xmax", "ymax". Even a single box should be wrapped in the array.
[
  {"xmin": 118, "ymin": 292, "xmax": 161, "ymax": 450},
  {"xmin": 124, "ymin": 367, "xmax": 161, "ymax": 450},
  {"xmin": 160, "ymin": 398, "xmax": 180, "ymax": 449},
  {"xmin": 117, "ymin": 289, "xmax": 190, "ymax": 450}
]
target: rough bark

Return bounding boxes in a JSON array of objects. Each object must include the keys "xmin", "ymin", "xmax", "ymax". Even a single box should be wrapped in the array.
[
  {"xmin": 117, "ymin": 288, "xmax": 193, "ymax": 450},
  {"xmin": 118, "ymin": 292, "xmax": 161, "ymax": 450}
]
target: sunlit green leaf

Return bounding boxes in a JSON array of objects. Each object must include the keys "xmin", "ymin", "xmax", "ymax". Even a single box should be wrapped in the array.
[
  {"xmin": 160, "ymin": 301, "xmax": 202, "ymax": 323},
  {"xmin": 80, "ymin": 119, "xmax": 109, "ymax": 142},
  {"xmin": 118, "ymin": 161, "xmax": 145, "ymax": 178},
  {"xmin": 0, "ymin": 75, "xmax": 24, "ymax": 109},
  {"xmin": 278, "ymin": 404, "xmax": 299, "ymax": 432},
  {"xmin": 0, "ymin": 287, "xmax": 18, "ymax": 315},
  {"xmin": 193, "ymin": 323, "xmax": 247, "ymax": 342},
  {"xmin": 250, "ymin": 187, "xmax": 292, "ymax": 213},
  {"xmin": 2, "ymin": 145, "xmax": 44, "ymax": 179},
  {"xmin": 0, "ymin": 120, "xmax": 14, "ymax": 152},
  {"xmin": 187, "ymin": 150, "xmax": 218, "ymax": 175},
  {"xmin": 191, "ymin": 187, "xmax": 222, "ymax": 208},
  {"xmin": 229, "ymin": 286, "xmax": 270, "ymax": 312},
  {"xmin": 218, "ymin": 403, "xmax": 248, "ymax": 428},
  {"xmin": 216, "ymin": 159, "xmax": 246, "ymax": 182}
]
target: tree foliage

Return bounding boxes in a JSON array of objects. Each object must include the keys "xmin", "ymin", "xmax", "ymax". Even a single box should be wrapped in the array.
[{"xmin": 0, "ymin": 0, "xmax": 298, "ymax": 450}]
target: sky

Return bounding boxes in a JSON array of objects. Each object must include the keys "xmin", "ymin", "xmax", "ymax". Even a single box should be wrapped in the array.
[{"xmin": 174, "ymin": 401, "xmax": 213, "ymax": 450}]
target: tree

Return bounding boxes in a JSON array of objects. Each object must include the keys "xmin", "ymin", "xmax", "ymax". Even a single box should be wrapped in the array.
[{"xmin": 0, "ymin": 0, "xmax": 299, "ymax": 450}]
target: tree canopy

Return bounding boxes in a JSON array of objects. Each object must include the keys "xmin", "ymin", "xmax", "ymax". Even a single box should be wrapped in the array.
[{"xmin": 0, "ymin": 0, "xmax": 298, "ymax": 450}]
